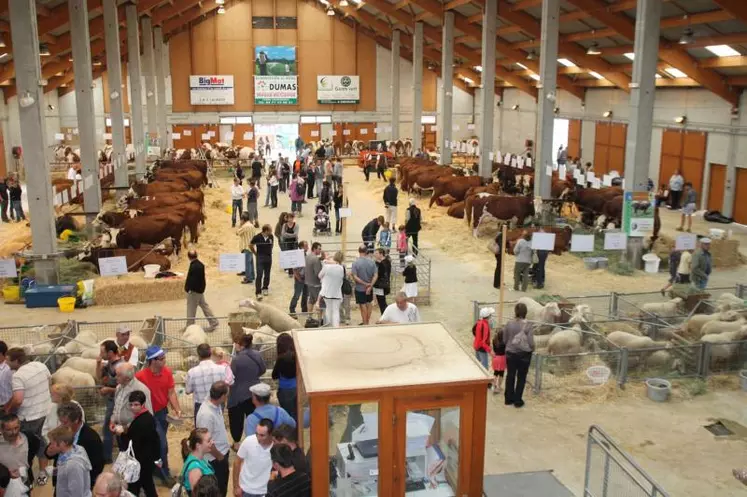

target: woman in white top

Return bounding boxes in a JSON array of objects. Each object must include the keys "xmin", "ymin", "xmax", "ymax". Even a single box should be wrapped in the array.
[
  {"xmin": 318, "ymin": 251, "xmax": 345, "ymax": 328},
  {"xmin": 230, "ymin": 177, "xmax": 244, "ymax": 228},
  {"xmin": 677, "ymin": 249, "xmax": 692, "ymax": 284}
]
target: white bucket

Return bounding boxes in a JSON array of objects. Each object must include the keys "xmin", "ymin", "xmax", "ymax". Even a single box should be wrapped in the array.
[
  {"xmin": 586, "ymin": 365, "xmax": 611, "ymax": 385},
  {"xmin": 642, "ymin": 253, "xmax": 660, "ymax": 273},
  {"xmin": 709, "ymin": 228, "xmax": 725, "ymax": 239},
  {"xmin": 143, "ymin": 264, "xmax": 160, "ymax": 278}
]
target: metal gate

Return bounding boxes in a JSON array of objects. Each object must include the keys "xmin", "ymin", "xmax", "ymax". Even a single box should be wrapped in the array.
[{"xmin": 584, "ymin": 425, "xmax": 669, "ymax": 497}]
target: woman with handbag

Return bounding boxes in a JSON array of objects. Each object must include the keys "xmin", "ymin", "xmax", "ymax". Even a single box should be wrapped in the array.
[
  {"xmin": 318, "ymin": 252, "xmax": 345, "ymax": 327},
  {"xmin": 501, "ymin": 303, "xmax": 535, "ymax": 408},
  {"xmin": 373, "ymin": 249, "xmax": 392, "ymax": 314},
  {"xmin": 123, "ymin": 390, "xmax": 160, "ymax": 497},
  {"xmin": 181, "ymin": 428, "xmax": 216, "ymax": 496}
]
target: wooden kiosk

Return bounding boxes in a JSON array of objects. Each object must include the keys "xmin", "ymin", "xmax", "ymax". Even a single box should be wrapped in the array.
[{"xmin": 293, "ymin": 323, "xmax": 492, "ymax": 497}]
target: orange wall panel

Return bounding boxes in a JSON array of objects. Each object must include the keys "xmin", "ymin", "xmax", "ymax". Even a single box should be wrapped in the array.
[
  {"xmin": 191, "ymin": 18, "xmax": 218, "ymax": 113},
  {"xmin": 423, "ymin": 68, "xmax": 437, "ymax": 112},
  {"xmin": 215, "ymin": 1, "xmax": 252, "ymax": 40},
  {"xmin": 708, "ymin": 163, "xmax": 726, "ymax": 212},
  {"xmin": 170, "ymin": 30, "xmax": 193, "ymax": 113},
  {"xmin": 298, "ymin": 41, "xmax": 333, "ymax": 111},
  {"xmin": 253, "ymin": 0, "xmax": 273, "ymax": 17},
  {"xmin": 356, "ymin": 34, "xmax": 376, "ymax": 111},
  {"xmin": 217, "ymin": 40, "xmax": 254, "ymax": 111},
  {"xmin": 734, "ymin": 168, "xmax": 747, "ymax": 224}
]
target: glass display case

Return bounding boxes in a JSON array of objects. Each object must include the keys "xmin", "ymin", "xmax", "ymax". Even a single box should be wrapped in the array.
[{"xmin": 293, "ymin": 323, "xmax": 491, "ymax": 497}]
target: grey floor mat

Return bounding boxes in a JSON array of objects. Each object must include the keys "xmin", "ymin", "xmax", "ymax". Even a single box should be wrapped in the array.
[{"xmin": 484, "ymin": 470, "xmax": 575, "ymax": 497}]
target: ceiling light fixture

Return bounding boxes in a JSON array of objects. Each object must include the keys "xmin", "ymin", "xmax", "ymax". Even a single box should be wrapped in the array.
[
  {"xmin": 674, "ymin": 116, "xmax": 687, "ymax": 124},
  {"xmin": 589, "ymin": 71, "xmax": 604, "ymax": 80},
  {"xmin": 39, "ymin": 44, "xmax": 50, "ymax": 56},
  {"xmin": 473, "ymin": 65, "xmax": 482, "ymax": 72},
  {"xmin": 19, "ymin": 92, "xmax": 35, "ymax": 108},
  {"xmin": 586, "ymin": 42, "xmax": 601, "ymax": 55},
  {"xmin": 0, "ymin": 39, "xmax": 6, "ymax": 48},
  {"xmin": 526, "ymin": 49, "xmax": 536, "ymax": 61},
  {"xmin": 215, "ymin": 0, "xmax": 225, "ymax": 3},
  {"xmin": 665, "ymin": 67, "xmax": 687, "ymax": 78},
  {"xmin": 516, "ymin": 62, "xmax": 528, "ymax": 70},
  {"xmin": 705, "ymin": 44, "xmax": 740, "ymax": 57},
  {"xmin": 529, "ymin": 73, "xmax": 540, "ymax": 81},
  {"xmin": 603, "ymin": 110, "xmax": 612, "ymax": 118},
  {"xmin": 557, "ymin": 58, "xmax": 576, "ymax": 67},
  {"xmin": 326, "ymin": 6, "xmax": 335, "ymax": 15},
  {"xmin": 217, "ymin": 6, "xmax": 225, "ymax": 13},
  {"xmin": 678, "ymin": 27, "xmax": 694, "ymax": 45},
  {"xmin": 339, "ymin": 0, "xmax": 349, "ymax": 6},
  {"xmin": 511, "ymin": 104, "xmax": 519, "ymax": 110},
  {"xmin": 624, "ymin": 52, "xmax": 635, "ymax": 61}
]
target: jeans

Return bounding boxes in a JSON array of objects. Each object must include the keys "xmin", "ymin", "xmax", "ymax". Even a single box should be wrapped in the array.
[
  {"xmin": 231, "ymin": 199, "xmax": 243, "ymax": 227},
  {"xmin": 11, "ymin": 200, "xmax": 24, "ymax": 221},
  {"xmin": 307, "ymin": 179, "xmax": 314, "ymax": 198},
  {"xmin": 193, "ymin": 402, "xmax": 202, "ymax": 423},
  {"xmin": 211, "ymin": 454, "xmax": 230, "ymax": 497},
  {"xmin": 335, "ymin": 207, "xmax": 342, "ymax": 233},
  {"xmin": 228, "ymin": 399, "xmax": 255, "ymax": 443},
  {"xmin": 270, "ymin": 185, "xmax": 278, "ymax": 207},
  {"xmin": 290, "ymin": 279, "xmax": 308, "ymax": 313},
  {"xmin": 364, "ymin": 166, "xmax": 371, "ymax": 181},
  {"xmin": 291, "ymin": 200, "xmax": 303, "ymax": 214},
  {"xmin": 475, "ymin": 350, "xmax": 489, "ymax": 369},
  {"xmin": 514, "ymin": 262, "xmax": 530, "ymax": 291},
  {"xmin": 693, "ymin": 278, "xmax": 708, "ymax": 291},
  {"xmin": 670, "ymin": 190, "xmax": 682, "ymax": 209},
  {"xmin": 534, "ymin": 250, "xmax": 548, "ymax": 287},
  {"xmin": 315, "ymin": 177, "xmax": 323, "ymax": 197},
  {"xmin": 242, "ymin": 250, "xmax": 255, "ymax": 282},
  {"xmin": 505, "ymin": 351, "xmax": 532, "ymax": 406},
  {"xmin": 256, "ymin": 258, "xmax": 272, "ymax": 295},
  {"xmin": 341, "ymin": 295, "xmax": 351, "ymax": 323},
  {"xmin": 323, "ymin": 297, "xmax": 341, "ymax": 327},
  {"xmin": 0, "ymin": 199, "xmax": 8, "ymax": 222},
  {"xmin": 102, "ymin": 397, "xmax": 115, "ymax": 461},
  {"xmin": 153, "ymin": 409, "xmax": 171, "ymax": 478},
  {"xmin": 277, "ymin": 387, "xmax": 298, "ymax": 424}
]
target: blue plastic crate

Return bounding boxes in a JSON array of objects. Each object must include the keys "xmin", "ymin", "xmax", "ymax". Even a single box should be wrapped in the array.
[{"xmin": 24, "ymin": 285, "xmax": 76, "ymax": 308}]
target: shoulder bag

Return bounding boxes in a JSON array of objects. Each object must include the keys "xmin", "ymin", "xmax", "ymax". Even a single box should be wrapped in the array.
[
  {"xmin": 509, "ymin": 321, "xmax": 533, "ymax": 353},
  {"xmin": 341, "ymin": 266, "xmax": 352, "ymax": 296},
  {"xmin": 112, "ymin": 440, "xmax": 141, "ymax": 483}
]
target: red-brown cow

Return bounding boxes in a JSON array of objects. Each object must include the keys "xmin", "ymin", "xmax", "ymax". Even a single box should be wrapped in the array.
[
  {"xmin": 78, "ymin": 247, "xmax": 171, "ymax": 272},
  {"xmin": 429, "ymin": 175, "xmax": 485, "ymax": 208},
  {"xmin": 505, "ymin": 226, "xmax": 573, "ymax": 255},
  {"xmin": 447, "ymin": 201, "xmax": 465, "ymax": 219},
  {"xmin": 155, "ymin": 169, "xmax": 204, "ymax": 189},
  {"xmin": 130, "ymin": 181, "xmax": 190, "ymax": 197},
  {"xmin": 470, "ymin": 196, "xmax": 536, "ymax": 233},
  {"xmin": 126, "ymin": 190, "xmax": 204, "ymax": 209},
  {"xmin": 103, "ymin": 213, "xmax": 188, "ymax": 255}
]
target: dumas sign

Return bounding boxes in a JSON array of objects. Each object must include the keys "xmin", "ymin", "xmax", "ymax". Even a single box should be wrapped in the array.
[{"xmin": 189, "ymin": 75, "xmax": 234, "ymax": 105}]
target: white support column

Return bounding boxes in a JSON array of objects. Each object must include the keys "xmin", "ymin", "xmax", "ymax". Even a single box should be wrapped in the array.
[
  {"xmin": 439, "ymin": 12, "xmax": 454, "ymax": 166},
  {"xmin": 103, "ymin": 0, "xmax": 127, "ymax": 192},
  {"xmin": 624, "ymin": 0, "xmax": 661, "ymax": 266},
  {"xmin": 411, "ymin": 22, "xmax": 423, "ymax": 153},
  {"xmin": 69, "ymin": 0, "xmax": 102, "ymax": 227},
  {"xmin": 723, "ymin": 131, "xmax": 737, "ymax": 217},
  {"xmin": 141, "ymin": 16, "xmax": 157, "ymax": 141},
  {"xmin": 391, "ymin": 29, "xmax": 401, "ymax": 140},
  {"xmin": 9, "ymin": 0, "xmax": 58, "ymax": 283},
  {"xmin": 478, "ymin": 0, "xmax": 497, "ymax": 178},
  {"xmin": 535, "ymin": 0, "xmax": 560, "ymax": 199},
  {"xmin": 153, "ymin": 26, "xmax": 169, "ymax": 150},
  {"xmin": 126, "ymin": 3, "xmax": 146, "ymax": 176}
]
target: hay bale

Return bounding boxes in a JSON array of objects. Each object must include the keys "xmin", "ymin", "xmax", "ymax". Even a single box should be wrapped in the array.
[
  {"xmin": 710, "ymin": 238, "xmax": 742, "ymax": 268},
  {"xmin": 93, "ymin": 278, "xmax": 185, "ymax": 306}
]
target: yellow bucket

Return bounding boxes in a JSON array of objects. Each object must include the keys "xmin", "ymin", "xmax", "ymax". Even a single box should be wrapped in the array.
[
  {"xmin": 2, "ymin": 286, "xmax": 20, "ymax": 301},
  {"xmin": 57, "ymin": 296, "xmax": 76, "ymax": 313}
]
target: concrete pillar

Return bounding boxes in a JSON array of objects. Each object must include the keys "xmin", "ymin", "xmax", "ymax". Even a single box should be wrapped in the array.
[
  {"xmin": 141, "ymin": 16, "xmax": 157, "ymax": 141},
  {"xmin": 103, "ymin": 0, "xmax": 127, "ymax": 192},
  {"xmin": 624, "ymin": 0, "xmax": 661, "ymax": 192},
  {"xmin": 439, "ymin": 12, "xmax": 454, "ymax": 166},
  {"xmin": 153, "ymin": 26, "xmax": 169, "ymax": 150},
  {"xmin": 391, "ymin": 29, "xmax": 401, "ymax": 140},
  {"xmin": 723, "ymin": 131, "xmax": 737, "ymax": 217},
  {"xmin": 535, "ymin": 0, "xmax": 560, "ymax": 199},
  {"xmin": 69, "ymin": 0, "xmax": 102, "ymax": 227},
  {"xmin": 478, "ymin": 0, "xmax": 497, "ymax": 178},
  {"xmin": 126, "ymin": 3, "xmax": 146, "ymax": 177},
  {"xmin": 9, "ymin": 0, "xmax": 58, "ymax": 283},
  {"xmin": 411, "ymin": 22, "xmax": 423, "ymax": 153}
]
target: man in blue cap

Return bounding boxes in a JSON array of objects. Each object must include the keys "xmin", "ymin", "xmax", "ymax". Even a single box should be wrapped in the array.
[{"xmin": 135, "ymin": 346, "xmax": 181, "ymax": 487}]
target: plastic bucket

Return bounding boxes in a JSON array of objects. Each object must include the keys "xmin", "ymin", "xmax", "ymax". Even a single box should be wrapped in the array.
[
  {"xmin": 740, "ymin": 370, "xmax": 747, "ymax": 392},
  {"xmin": 586, "ymin": 365, "xmax": 611, "ymax": 385},
  {"xmin": 57, "ymin": 296, "xmax": 76, "ymax": 313},
  {"xmin": 2, "ymin": 285, "xmax": 20, "ymax": 301},
  {"xmin": 709, "ymin": 228, "xmax": 725, "ymax": 239},
  {"xmin": 143, "ymin": 264, "xmax": 160, "ymax": 278},
  {"xmin": 596, "ymin": 257, "xmax": 609, "ymax": 269},
  {"xmin": 583, "ymin": 257, "xmax": 598, "ymax": 270},
  {"xmin": 645, "ymin": 378, "xmax": 671, "ymax": 402},
  {"xmin": 642, "ymin": 253, "xmax": 660, "ymax": 273}
]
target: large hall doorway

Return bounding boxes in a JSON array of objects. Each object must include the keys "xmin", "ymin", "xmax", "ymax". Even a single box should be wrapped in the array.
[
  {"xmin": 254, "ymin": 123, "xmax": 299, "ymax": 160},
  {"xmin": 552, "ymin": 118, "xmax": 569, "ymax": 164}
]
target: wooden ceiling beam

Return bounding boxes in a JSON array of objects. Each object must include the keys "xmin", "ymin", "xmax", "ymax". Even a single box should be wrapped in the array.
[
  {"xmin": 711, "ymin": 0, "xmax": 747, "ymax": 25},
  {"xmin": 728, "ymin": 76, "xmax": 747, "ymax": 86},
  {"xmin": 699, "ymin": 55, "xmax": 747, "ymax": 68},
  {"xmin": 443, "ymin": 0, "xmax": 472, "ymax": 10},
  {"xmin": 565, "ymin": 0, "xmax": 740, "ymax": 106}
]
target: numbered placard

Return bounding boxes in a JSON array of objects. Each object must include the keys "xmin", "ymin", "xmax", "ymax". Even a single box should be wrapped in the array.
[
  {"xmin": 570, "ymin": 234, "xmax": 595, "ymax": 252},
  {"xmin": 219, "ymin": 254, "xmax": 245, "ymax": 273},
  {"xmin": 338, "ymin": 208, "xmax": 352, "ymax": 218},
  {"xmin": 675, "ymin": 234, "xmax": 697, "ymax": 251},
  {"xmin": 603, "ymin": 232, "xmax": 627, "ymax": 250},
  {"xmin": 531, "ymin": 232, "xmax": 556, "ymax": 250},
  {"xmin": 0, "ymin": 259, "xmax": 18, "ymax": 278},
  {"xmin": 99, "ymin": 256, "xmax": 128, "ymax": 277}
]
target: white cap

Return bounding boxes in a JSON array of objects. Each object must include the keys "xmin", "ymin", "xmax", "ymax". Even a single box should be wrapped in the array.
[
  {"xmin": 700, "ymin": 237, "xmax": 712, "ymax": 244},
  {"xmin": 250, "ymin": 383, "xmax": 272, "ymax": 397},
  {"xmin": 479, "ymin": 307, "xmax": 495, "ymax": 319},
  {"xmin": 404, "ymin": 255, "xmax": 415, "ymax": 264}
]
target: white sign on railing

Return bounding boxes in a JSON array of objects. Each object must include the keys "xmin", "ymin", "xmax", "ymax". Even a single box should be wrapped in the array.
[
  {"xmin": 570, "ymin": 234, "xmax": 595, "ymax": 252},
  {"xmin": 99, "ymin": 256, "xmax": 128, "ymax": 277},
  {"xmin": 338, "ymin": 208, "xmax": 352, "ymax": 218},
  {"xmin": 0, "ymin": 259, "xmax": 18, "ymax": 278},
  {"xmin": 279, "ymin": 249, "xmax": 306, "ymax": 270},
  {"xmin": 184, "ymin": 129, "xmax": 192, "ymax": 136},
  {"xmin": 531, "ymin": 232, "xmax": 556, "ymax": 250},
  {"xmin": 219, "ymin": 254, "xmax": 245, "ymax": 273},
  {"xmin": 675, "ymin": 234, "xmax": 697, "ymax": 251},
  {"xmin": 603, "ymin": 232, "xmax": 627, "ymax": 250}
]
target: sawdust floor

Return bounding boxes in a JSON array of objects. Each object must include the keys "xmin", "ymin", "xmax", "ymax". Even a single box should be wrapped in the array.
[{"xmin": 11, "ymin": 168, "xmax": 747, "ymax": 497}]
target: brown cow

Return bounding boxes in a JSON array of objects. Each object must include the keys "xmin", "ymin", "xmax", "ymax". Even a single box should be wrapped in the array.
[
  {"xmin": 598, "ymin": 195, "xmax": 623, "ymax": 228},
  {"xmin": 130, "ymin": 181, "xmax": 190, "ymax": 197},
  {"xmin": 409, "ymin": 168, "xmax": 455, "ymax": 195},
  {"xmin": 464, "ymin": 184, "xmax": 502, "ymax": 225},
  {"xmin": 125, "ymin": 190, "xmax": 204, "ymax": 210},
  {"xmin": 447, "ymin": 201, "xmax": 465, "ymax": 219},
  {"xmin": 103, "ymin": 213, "xmax": 187, "ymax": 255},
  {"xmin": 155, "ymin": 169, "xmax": 204, "ymax": 189},
  {"xmin": 505, "ymin": 226, "xmax": 573, "ymax": 255},
  {"xmin": 78, "ymin": 246, "xmax": 171, "ymax": 272},
  {"xmin": 429, "ymin": 175, "xmax": 485, "ymax": 208},
  {"xmin": 156, "ymin": 159, "xmax": 208, "ymax": 177},
  {"xmin": 470, "ymin": 196, "xmax": 536, "ymax": 233},
  {"xmin": 575, "ymin": 186, "xmax": 623, "ymax": 225},
  {"xmin": 97, "ymin": 202, "xmax": 202, "ymax": 243}
]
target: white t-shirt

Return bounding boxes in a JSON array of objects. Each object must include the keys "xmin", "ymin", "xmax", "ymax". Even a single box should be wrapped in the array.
[
  {"xmin": 380, "ymin": 303, "xmax": 421, "ymax": 324},
  {"xmin": 237, "ymin": 435, "xmax": 273, "ymax": 494},
  {"xmin": 12, "ymin": 362, "xmax": 51, "ymax": 422},
  {"xmin": 67, "ymin": 168, "xmax": 76, "ymax": 180}
]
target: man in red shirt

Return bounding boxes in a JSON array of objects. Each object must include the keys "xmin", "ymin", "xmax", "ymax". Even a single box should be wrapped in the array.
[{"xmin": 135, "ymin": 346, "xmax": 182, "ymax": 486}]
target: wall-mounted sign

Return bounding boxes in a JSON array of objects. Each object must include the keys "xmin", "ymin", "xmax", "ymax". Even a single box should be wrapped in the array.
[
  {"xmin": 317, "ymin": 75, "xmax": 360, "ymax": 104},
  {"xmin": 254, "ymin": 46, "xmax": 298, "ymax": 104},
  {"xmin": 189, "ymin": 75, "xmax": 235, "ymax": 105}
]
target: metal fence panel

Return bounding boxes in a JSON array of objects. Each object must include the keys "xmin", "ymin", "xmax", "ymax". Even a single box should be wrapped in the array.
[
  {"xmin": 584, "ymin": 425, "xmax": 670, "ymax": 497},
  {"xmin": 622, "ymin": 344, "xmax": 704, "ymax": 382},
  {"xmin": 0, "ymin": 321, "xmax": 75, "ymax": 349},
  {"xmin": 76, "ymin": 318, "xmax": 159, "ymax": 343},
  {"xmin": 705, "ymin": 340, "xmax": 747, "ymax": 376},
  {"xmin": 533, "ymin": 350, "xmax": 622, "ymax": 393}
]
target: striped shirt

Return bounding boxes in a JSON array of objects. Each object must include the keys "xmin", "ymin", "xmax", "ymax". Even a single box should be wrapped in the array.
[
  {"xmin": 237, "ymin": 221, "xmax": 256, "ymax": 252},
  {"xmin": 185, "ymin": 360, "xmax": 234, "ymax": 404},
  {"xmin": 12, "ymin": 362, "xmax": 51, "ymax": 422},
  {"xmin": 266, "ymin": 471, "xmax": 311, "ymax": 497},
  {"xmin": 0, "ymin": 361, "xmax": 12, "ymax": 406},
  {"xmin": 112, "ymin": 378, "xmax": 153, "ymax": 426}
]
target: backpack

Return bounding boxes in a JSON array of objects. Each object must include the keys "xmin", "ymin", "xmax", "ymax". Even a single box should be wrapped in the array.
[
  {"xmin": 295, "ymin": 180, "xmax": 305, "ymax": 196},
  {"xmin": 510, "ymin": 321, "xmax": 533, "ymax": 353}
]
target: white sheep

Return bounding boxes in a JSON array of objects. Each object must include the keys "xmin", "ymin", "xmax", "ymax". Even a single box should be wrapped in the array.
[
  {"xmin": 516, "ymin": 297, "xmax": 562, "ymax": 326},
  {"xmin": 548, "ymin": 326, "xmax": 583, "ymax": 356},
  {"xmin": 699, "ymin": 326, "xmax": 747, "ymax": 364},
  {"xmin": 51, "ymin": 367, "xmax": 96, "ymax": 387},
  {"xmin": 684, "ymin": 311, "xmax": 740, "ymax": 336},
  {"xmin": 699, "ymin": 317, "xmax": 747, "ymax": 338},
  {"xmin": 62, "ymin": 357, "xmax": 99, "ymax": 379},
  {"xmin": 172, "ymin": 370, "xmax": 187, "ymax": 384},
  {"xmin": 607, "ymin": 331, "xmax": 657, "ymax": 349},
  {"xmin": 239, "ymin": 299, "xmax": 301, "ymax": 332},
  {"xmin": 716, "ymin": 293, "xmax": 746, "ymax": 312},
  {"xmin": 180, "ymin": 325, "xmax": 208, "ymax": 358},
  {"xmin": 65, "ymin": 330, "xmax": 99, "ymax": 354},
  {"xmin": 641, "ymin": 297, "xmax": 683, "ymax": 318},
  {"xmin": 570, "ymin": 304, "xmax": 594, "ymax": 325}
]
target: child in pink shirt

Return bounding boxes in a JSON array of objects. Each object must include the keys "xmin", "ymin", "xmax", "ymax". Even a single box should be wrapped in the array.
[{"xmin": 397, "ymin": 224, "xmax": 408, "ymax": 266}]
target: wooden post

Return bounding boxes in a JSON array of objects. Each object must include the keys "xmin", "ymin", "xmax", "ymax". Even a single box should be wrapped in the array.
[{"xmin": 498, "ymin": 223, "xmax": 507, "ymax": 324}]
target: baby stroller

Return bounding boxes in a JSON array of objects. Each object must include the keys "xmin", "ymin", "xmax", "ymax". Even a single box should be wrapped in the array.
[{"xmin": 312, "ymin": 204, "xmax": 332, "ymax": 236}]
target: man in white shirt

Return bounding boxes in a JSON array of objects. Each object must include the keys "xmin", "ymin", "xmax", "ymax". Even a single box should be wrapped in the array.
[
  {"xmin": 378, "ymin": 292, "xmax": 422, "ymax": 324},
  {"xmin": 195, "ymin": 382, "xmax": 230, "ymax": 497},
  {"xmin": 0, "ymin": 342, "xmax": 12, "ymax": 412},
  {"xmin": 233, "ymin": 418, "xmax": 274, "ymax": 497},
  {"xmin": 185, "ymin": 344, "xmax": 233, "ymax": 420},
  {"xmin": 114, "ymin": 327, "xmax": 138, "ymax": 367},
  {"xmin": 110, "ymin": 363, "xmax": 152, "ymax": 447}
]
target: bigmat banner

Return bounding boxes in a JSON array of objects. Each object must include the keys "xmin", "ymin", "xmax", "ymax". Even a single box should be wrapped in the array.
[
  {"xmin": 254, "ymin": 46, "xmax": 298, "ymax": 104},
  {"xmin": 317, "ymin": 75, "xmax": 360, "ymax": 104},
  {"xmin": 189, "ymin": 75, "xmax": 234, "ymax": 105}
]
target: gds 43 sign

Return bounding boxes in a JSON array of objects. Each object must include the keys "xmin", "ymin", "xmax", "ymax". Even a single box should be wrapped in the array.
[{"xmin": 317, "ymin": 75, "xmax": 360, "ymax": 104}]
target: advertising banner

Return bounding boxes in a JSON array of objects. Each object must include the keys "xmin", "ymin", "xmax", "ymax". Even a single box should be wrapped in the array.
[
  {"xmin": 622, "ymin": 191, "xmax": 655, "ymax": 237},
  {"xmin": 254, "ymin": 46, "xmax": 297, "ymax": 104},
  {"xmin": 189, "ymin": 75, "xmax": 235, "ymax": 105},
  {"xmin": 317, "ymin": 75, "xmax": 360, "ymax": 104}
]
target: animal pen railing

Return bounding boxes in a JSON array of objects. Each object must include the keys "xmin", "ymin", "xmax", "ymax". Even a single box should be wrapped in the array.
[
  {"xmin": 471, "ymin": 285, "xmax": 747, "ymax": 393},
  {"xmin": 584, "ymin": 425, "xmax": 670, "ymax": 497}
]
